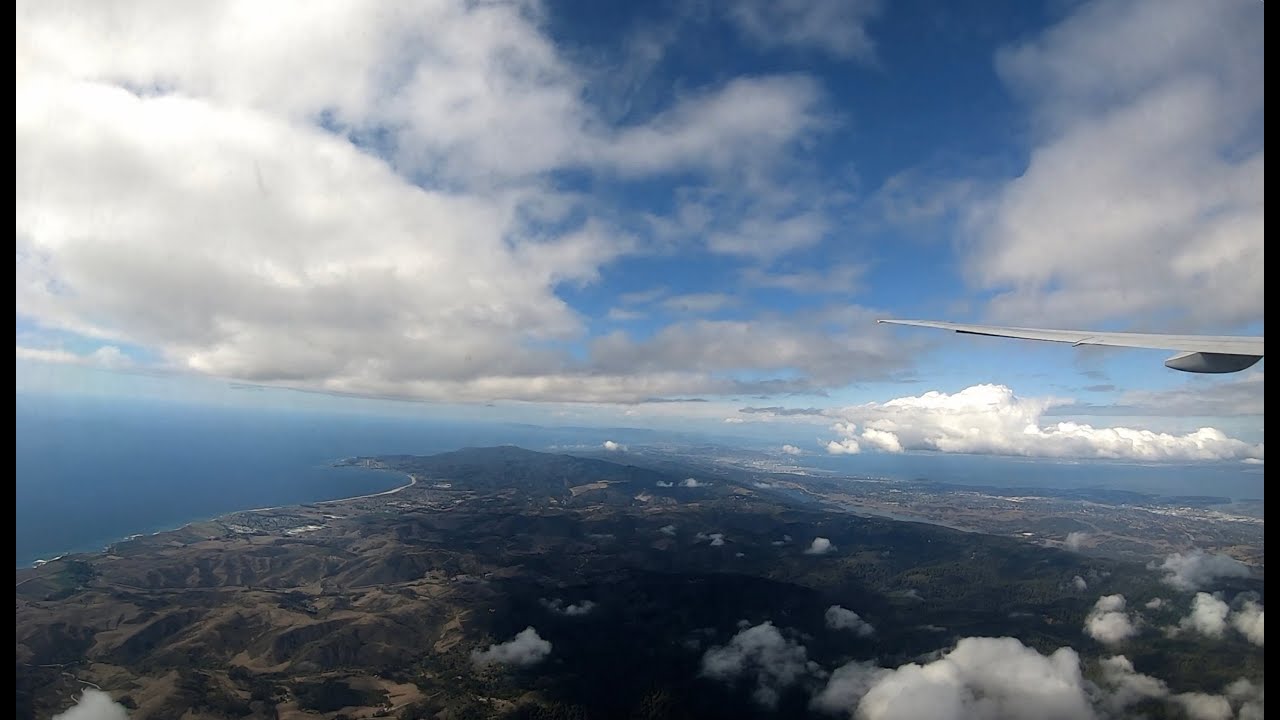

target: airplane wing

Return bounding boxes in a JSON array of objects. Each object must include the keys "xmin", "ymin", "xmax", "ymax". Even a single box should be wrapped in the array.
[{"xmin": 877, "ymin": 319, "xmax": 1264, "ymax": 374}]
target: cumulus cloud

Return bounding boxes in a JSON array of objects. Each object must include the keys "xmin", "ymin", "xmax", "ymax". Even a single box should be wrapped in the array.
[
  {"xmin": 1096, "ymin": 655, "xmax": 1255, "ymax": 720},
  {"xmin": 1155, "ymin": 549, "xmax": 1252, "ymax": 591},
  {"xmin": 658, "ymin": 524, "xmax": 677, "ymax": 536},
  {"xmin": 470, "ymin": 627, "xmax": 552, "ymax": 667},
  {"xmin": 804, "ymin": 537, "xmax": 834, "ymax": 555},
  {"xmin": 1095, "ymin": 654, "xmax": 1168, "ymax": 715},
  {"xmin": 1178, "ymin": 592, "xmax": 1230, "ymax": 639},
  {"xmin": 1174, "ymin": 594, "xmax": 1263, "ymax": 647},
  {"xmin": 781, "ymin": 444, "xmax": 803, "ymax": 455},
  {"xmin": 656, "ymin": 481, "xmax": 674, "ymax": 487},
  {"xmin": 814, "ymin": 636, "xmax": 1094, "ymax": 720},
  {"xmin": 967, "ymin": 0, "xmax": 1264, "ymax": 329},
  {"xmin": 1065, "ymin": 532, "xmax": 1090, "ymax": 551},
  {"xmin": 1232, "ymin": 600, "xmax": 1264, "ymax": 647},
  {"xmin": 825, "ymin": 605, "xmax": 874, "ymax": 636},
  {"xmin": 1071, "ymin": 575, "xmax": 1088, "ymax": 592},
  {"xmin": 1175, "ymin": 693, "xmax": 1233, "ymax": 720},
  {"xmin": 680, "ymin": 477, "xmax": 708, "ymax": 487},
  {"xmin": 1226, "ymin": 679, "xmax": 1266, "ymax": 720},
  {"xmin": 540, "ymin": 598, "xmax": 597, "ymax": 617},
  {"xmin": 824, "ymin": 643, "xmax": 1261, "ymax": 720},
  {"xmin": 1144, "ymin": 598, "xmax": 1165, "ymax": 610},
  {"xmin": 826, "ymin": 438, "xmax": 861, "ymax": 455},
  {"xmin": 52, "ymin": 690, "xmax": 131, "ymax": 720},
  {"xmin": 824, "ymin": 385, "xmax": 1263, "ymax": 462},
  {"xmin": 15, "ymin": 0, "xmax": 915, "ymax": 405},
  {"xmin": 1085, "ymin": 594, "xmax": 1138, "ymax": 646},
  {"xmin": 810, "ymin": 660, "xmax": 888, "ymax": 715},
  {"xmin": 603, "ymin": 440, "xmax": 626, "ymax": 452},
  {"xmin": 700, "ymin": 621, "xmax": 823, "ymax": 708}
]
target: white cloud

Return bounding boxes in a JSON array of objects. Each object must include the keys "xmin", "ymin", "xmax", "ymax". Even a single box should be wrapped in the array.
[
  {"xmin": 804, "ymin": 537, "xmax": 833, "ymax": 555},
  {"xmin": 51, "ymin": 690, "xmax": 131, "ymax": 720},
  {"xmin": 601, "ymin": 75, "xmax": 828, "ymax": 177},
  {"xmin": 1095, "ymin": 655, "xmax": 1257, "ymax": 720},
  {"xmin": 540, "ymin": 598, "xmax": 597, "ymax": 617},
  {"xmin": 819, "ymin": 636, "xmax": 1094, "ymax": 720},
  {"xmin": 16, "ymin": 0, "xmax": 882, "ymax": 405},
  {"xmin": 16, "ymin": 345, "xmax": 133, "ymax": 370},
  {"xmin": 825, "ymin": 605, "xmax": 874, "ymax": 636},
  {"xmin": 1226, "ymin": 679, "xmax": 1266, "ymax": 720},
  {"xmin": 1178, "ymin": 592, "xmax": 1230, "ymax": 639},
  {"xmin": 589, "ymin": 311, "xmax": 913, "ymax": 392},
  {"xmin": 1071, "ymin": 575, "xmax": 1088, "ymax": 592},
  {"xmin": 680, "ymin": 477, "xmax": 708, "ymax": 487},
  {"xmin": 700, "ymin": 621, "xmax": 823, "ymax": 708},
  {"xmin": 965, "ymin": 0, "xmax": 1263, "ymax": 329},
  {"xmin": 1231, "ymin": 600, "xmax": 1264, "ymax": 647},
  {"xmin": 603, "ymin": 440, "xmax": 626, "ymax": 452},
  {"xmin": 1096, "ymin": 655, "xmax": 1168, "ymax": 715},
  {"xmin": 695, "ymin": 532, "xmax": 726, "ymax": 546},
  {"xmin": 824, "ymin": 641, "xmax": 1256, "ymax": 720},
  {"xmin": 858, "ymin": 427, "xmax": 903, "ymax": 453},
  {"xmin": 810, "ymin": 660, "xmax": 887, "ymax": 715},
  {"xmin": 1155, "ymin": 549, "xmax": 1252, "ymax": 591},
  {"xmin": 781, "ymin": 444, "xmax": 803, "ymax": 455},
  {"xmin": 1085, "ymin": 594, "xmax": 1138, "ymax": 646},
  {"xmin": 824, "ymin": 384, "xmax": 1263, "ymax": 462},
  {"xmin": 656, "ymin": 480, "xmax": 674, "ymax": 487},
  {"xmin": 1174, "ymin": 692, "xmax": 1233, "ymax": 720},
  {"xmin": 470, "ymin": 626, "xmax": 552, "ymax": 667},
  {"xmin": 658, "ymin": 524, "xmax": 677, "ymax": 536},
  {"xmin": 727, "ymin": 0, "xmax": 883, "ymax": 61},
  {"xmin": 826, "ymin": 438, "xmax": 861, "ymax": 455},
  {"xmin": 1144, "ymin": 598, "xmax": 1165, "ymax": 610},
  {"xmin": 1065, "ymin": 532, "xmax": 1089, "ymax": 552}
]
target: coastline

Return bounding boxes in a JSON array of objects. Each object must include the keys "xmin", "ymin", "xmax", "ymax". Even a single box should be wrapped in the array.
[
  {"xmin": 240, "ymin": 472, "xmax": 417, "ymax": 513},
  {"xmin": 17, "ymin": 466, "xmax": 414, "ymax": 570}
]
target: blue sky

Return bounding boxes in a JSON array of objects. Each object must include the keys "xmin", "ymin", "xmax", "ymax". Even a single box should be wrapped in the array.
[{"xmin": 16, "ymin": 0, "xmax": 1265, "ymax": 462}]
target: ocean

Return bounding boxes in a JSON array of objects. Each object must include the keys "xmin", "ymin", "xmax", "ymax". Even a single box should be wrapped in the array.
[{"xmin": 14, "ymin": 395, "xmax": 570, "ymax": 567}]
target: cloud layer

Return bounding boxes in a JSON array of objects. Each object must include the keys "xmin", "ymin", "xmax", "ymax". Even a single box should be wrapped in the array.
[
  {"xmin": 825, "ymin": 605, "xmax": 874, "ymax": 636},
  {"xmin": 968, "ymin": 0, "xmax": 1264, "ymax": 329},
  {"xmin": 1084, "ymin": 594, "xmax": 1138, "ymax": 646},
  {"xmin": 700, "ymin": 621, "xmax": 823, "ymax": 708},
  {"xmin": 15, "ymin": 0, "xmax": 913, "ymax": 404},
  {"xmin": 823, "ymin": 384, "xmax": 1263, "ymax": 462}
]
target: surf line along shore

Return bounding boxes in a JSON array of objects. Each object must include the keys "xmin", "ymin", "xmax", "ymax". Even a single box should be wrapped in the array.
[{"xmin": 243, "ymin": 473, "xmax": 419, "ymax": 514}]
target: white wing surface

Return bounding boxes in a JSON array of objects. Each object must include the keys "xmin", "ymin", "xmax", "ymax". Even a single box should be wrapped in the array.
[{"xmin": 877, "ymin": 319, "xmax": 1263, "ymax": 373}]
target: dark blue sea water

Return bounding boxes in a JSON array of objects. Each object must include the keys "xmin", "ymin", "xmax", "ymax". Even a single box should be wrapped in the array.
[{"xmin": 14, "ymin": 395, "xmax": 581, "ymax": 567}]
